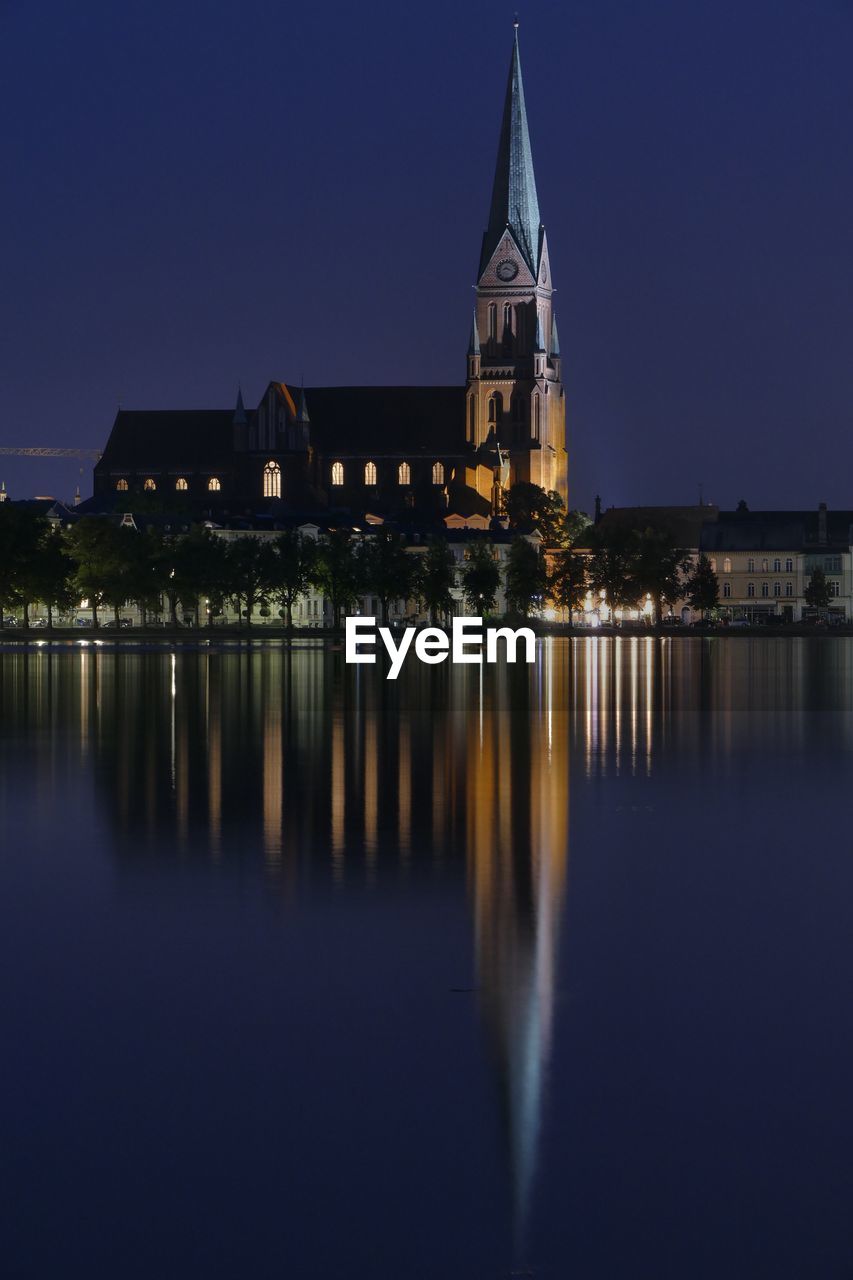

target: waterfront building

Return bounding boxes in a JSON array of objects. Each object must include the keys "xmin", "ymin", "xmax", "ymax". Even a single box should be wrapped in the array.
[{"xmin": 89, "ymin": 28, "xmax": 567, "ymax": 524}]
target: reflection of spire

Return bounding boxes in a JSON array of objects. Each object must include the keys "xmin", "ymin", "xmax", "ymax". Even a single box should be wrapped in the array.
[{"xmin": 465, "ymin": 644, "xmax": 570, "ymax": 1250}]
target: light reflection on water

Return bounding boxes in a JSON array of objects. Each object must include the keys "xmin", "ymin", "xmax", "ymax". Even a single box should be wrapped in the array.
[{"xmin": 3, "ymin": 637, "xmax": 853, "ymax": 1277}]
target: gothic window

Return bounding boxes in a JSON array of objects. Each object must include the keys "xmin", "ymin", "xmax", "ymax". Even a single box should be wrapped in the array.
[
  {"xmin": 723, "ymin": 557, "xmax": 731, "ymax": 573},
  {"xmin": 263, "ymin": 460, "xmax": 281, "ymax": 498},
  {"xmin": 364, "ymin": 461, "xmax": 377, "ymax": 486},
  {"xmin": 723, "ymin": 582, "xmax": 731, "ymax": 598},
  {"xmin": 398, "ymin": 461, "xmax": 411, "ymax": 486},
  {"xmin": 175, "ymin": 477, "xmax": 188, "ymax": 491},
  {"xmin": 488, "ymin": 392, "xmax": 503, "ymax": 423},
  {"xmin": 516, "ymin": 304, "xmax": 526, "ymax": 351},
  {"xmin": 143, "ymin": 478, "xmax": 156, "ymax": 491},
  {"xmin": 331, "ymin": 461, "xmax": 344, "ymax": 486},
  {"xmin": 532, "ymin": 395, "xmax": 541, "ymax": 440},
  {"xmin": 208, "ymin": 477, "xmax": 221, "ymax": 492},
  {"xmin": 116, "ymin": 479, "xmax": 128, "ymax": 491},
  {"xmin": 432, "ymin": 461, "xmax": 444, "ymax": 485},
  {"xmin": 487, "ymin": 303, "xmax": 497, "ymax": 342}
]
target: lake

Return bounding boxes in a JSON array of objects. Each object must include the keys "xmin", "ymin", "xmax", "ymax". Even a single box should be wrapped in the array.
[{"xmin": 2, "ymin": 637, "xmax": 853, "ymax": 1278}]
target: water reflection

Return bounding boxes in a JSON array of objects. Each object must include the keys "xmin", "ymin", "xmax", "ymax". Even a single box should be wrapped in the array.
[{"xmin": 5, "ymin": 637, "xmax": 853, "ymax": 1269}]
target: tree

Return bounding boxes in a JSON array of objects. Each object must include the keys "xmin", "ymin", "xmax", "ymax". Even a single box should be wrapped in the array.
[
  {"xmin": 361, "ymin": 530, "xmax": 417, "ymax": 624},
  {"xmin": 170, "ymin": 526, "xmax": 229, "ymax": 627},
  {"xmin": 225, "ymin": 536, "xmax": 276, "ymax": 626},
  {"xmin": 311, "ymin": 530, "xmax": 363, "ymax": 628},
  {"xmin": 20, "ymin": 525, "xmax": 75, "ymax": 627},
  {"xmin": 505, "ymin": 482, "xmax": 566, "ymax": 544},
  {"xmin": 461, "ymin": 540, "xmax": 501, "ymax": 615},
  {"xmin": 549, "ymin": 547, "xmax": 587, "ymax": 620},
  {"xmin": 586, "ymin": 524, "xmax": 638, "ymax": 615},
  {"xmin": 805, "ymin": 566, "xmax": 832, "ymax": 611},
  {"xmin": 66, "ymin": 517, "xmax": 130, "ymax": 628},
  {"xmin": 268, "ymin": 529, "xmax": 318, "ymax": 629},
  {"xmin": 555, "ymin": 508, "xmax": 592, "ymax": 549},
  {"xmin": 630, "ymin": 527, "xmax": 690, "ymax": 623},
  {"xmin": 0, "ymin": 507, "xmax": 47, "ymax": 626},
  {"xmin": 504, "ymin": 537, "xmax": 547, "ymax": 617},
  {"xmin": 416, "ymin": 538, "xmax": 456, "ymax": 625},
  {"xmin": 685, "ymin": 554, "xmax": 719, "ymax": 619}
]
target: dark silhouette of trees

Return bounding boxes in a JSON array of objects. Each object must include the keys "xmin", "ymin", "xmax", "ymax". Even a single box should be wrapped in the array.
[
  {"xmin": 311, "ymin": 531, "xmax": 363, "ymax": 628},
  {"xmin": 361, "ymin": 530, "xmax": 417, "ymax": 624},
  {"xmin": 685, "ymin": 554, "xmax": 719, "ymax": 619},
  {"xmin": 461, "ymin": 540, "xmax": 500, "ymax": 615},
  {"xmin": 805, "ymin": 567, "xmax": 832, "ymax": 611},
  {"xmin": 505, "ymin": 537, "xmax": 547, "ymax": 617},
  {"xmin": 416, "ymin": 539, "xmax": 456, "ymax": 625},
  {"xmin": 270, "ymin": 530, "xmax": 318, "ymax": 629}
]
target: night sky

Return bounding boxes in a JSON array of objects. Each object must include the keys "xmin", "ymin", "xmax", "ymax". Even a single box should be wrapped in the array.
[{"xmin": 2, "ymin": 0, "xmax": 852, "ymax": 514}]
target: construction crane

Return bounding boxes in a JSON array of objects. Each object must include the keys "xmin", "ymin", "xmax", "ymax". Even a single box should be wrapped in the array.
[{"xmin": 0, "ymin": 447, "xmax": 102, "ymax": 460}]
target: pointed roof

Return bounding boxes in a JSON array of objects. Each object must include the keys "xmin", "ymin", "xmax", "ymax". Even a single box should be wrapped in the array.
[
  {"xmin": 297, "ymin": 385, "xmax": 310, "ymax": 423},
  {"xmin": 480, "ymin": 25, "xmax": 542, "ymax": 277},
  {"xmin": 233, "ymin": 386, "xmax": 247, "ymax": 426},
  {"xmin": 468, "ymin": 312, "xmax": 481, "ymax": 356},
  {"xmin": 550, "ymin": 314, "xmax": 560, "ymax": 357}
]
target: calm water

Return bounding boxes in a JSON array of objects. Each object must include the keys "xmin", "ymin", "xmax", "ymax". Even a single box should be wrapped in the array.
[{"xmin": 2, "ymin": 637, "xmax": 853, "ymax": 1278}]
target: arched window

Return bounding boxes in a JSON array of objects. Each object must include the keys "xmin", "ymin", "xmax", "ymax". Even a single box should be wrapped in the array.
[
  {"xmin": 774, "ymin": 582, "xmax": 781, "ymax": 596},
  {"xmin": 710, "ymin": 558, "xmax": 717, "ymax": 572},
  {"xmin": 761, "ymin": 582, "xmax": 769, "ymax": 598},
  {"xmin": 747, "ymin": 582, "xmax": 755, "ymax": 597},
  {"xmin": 143, "ymin": 478, "xmax": 156, "ymax": 491},
  {"xmin": 773, "ymin": 558, "xmax": 781, "ymax": 572},
  {"xmin": 487, "ymin": 303, "xmax": 497, "ymax": 342},
  {"xmin": 785, "ymin": 557, "xmax": 793, "ymax": 572},
  {"xmin": 747, "ymin": 558, "xmax": 755, "ymax": 573},
  {"xmin": 432, "ymin": 461, "xmax": 444, "ymax": 485},
  {"xmin": 723, "ymin": 557, "xmax": 731, "ymax": 573},
  {"xmin": 263, "ymin": 460, "xmax": 281, "ymax": 498},
  {"xmin": 175, "ymin": 477, "xmax": 188, "ymax": 491},
  {"xmin": 488, "ymin": 391, "xmax": 503, "ymax": 423},
  {"xmin": 761, "ymin": 558, "xmax": 768, "ymax": 572},
  {"xmin": 208, "ymin": 477, "xmax": 221, "ymax": 492},
  {"xmin": 398, "ymin": 461, "xmax": 411, "ymax": 486},
  {"xmin": 116, "ymin": 479, "xmax": 128, "ymax": 492},
  {"xmin": 723, "ymin": 582, "xmax": 731, "ymax": 598},
  {"xmin": 516, "ymin": 304, "xmax": 527, "ymax": 350},
  {"xmin": 532, "ymin": 395, "xmax": 541, "ymax": 440},
  {"xmin": 331, "ymin": 461, "xmax": 344, "ymax": 486},
  {"xmin": 785, "ymin": 582, "xmax": 793, "ymax": 597},
  {"xmin": 364, "ymin": 461, "xmax": 377, "ymax": 486}
]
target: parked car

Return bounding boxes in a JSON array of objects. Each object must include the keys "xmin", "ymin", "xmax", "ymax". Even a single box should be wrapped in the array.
[
  {"xmin": 31, "ymin": 617, "xmax": 49, "ymax": 628},
  {"xmin": 661, "ymin": 616, "xmax": 683, "ymax": 627},
  {"xmin": 3, "ymin": 616, "xmax": 19, "ymax": 627},
  {"xmin": 74, "ymin": 617, "xmax": 93, "ymax": 628},
  {"xmin": 729, "ymin": 618, "xmax": 749, "ymax": 628},
  {"xmin": 102, "ymin": 618, "xmax": 133, "ymax": 629}
]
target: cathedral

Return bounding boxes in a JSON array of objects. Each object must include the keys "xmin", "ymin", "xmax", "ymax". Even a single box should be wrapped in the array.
[{"xmin": 93, "ymin": 28, "xmax": 568, "ymax": 523}]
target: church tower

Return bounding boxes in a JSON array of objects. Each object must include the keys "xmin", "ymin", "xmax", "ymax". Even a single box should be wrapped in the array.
[{"xmin": 466, "ymin": 24, "xmax": 568, "ymax": 510}]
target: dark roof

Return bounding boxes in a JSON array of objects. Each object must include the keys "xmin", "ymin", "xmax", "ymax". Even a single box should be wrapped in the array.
[
  {"xmin": 578, "ymin": 504, "xmax": 719, "ymax": 549},
  {"xmin": 480, "ymin": 28, "xmax": 542, "ymax": 276},
  {"xmin": 701, "ymin": 509, "xmax": 853, "ymax": 553},
  {"xmin": 96, "ymin": 410, "xmax": 236, "ymax": 473},
  {"xmin": 293, "ymin": 385, "xmax": 467, "ymax": 456}
]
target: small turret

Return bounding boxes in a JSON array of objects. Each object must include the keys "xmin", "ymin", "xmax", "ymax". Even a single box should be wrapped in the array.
[
  {"xmin": 294, "ymin": 385, "xmax": 311, "ymax": 450},
  {"xmin": 0, "ymin": 481, "xmax": 7, "ymax": 503},
  {"xmin": 233, "ymin": 385, "xmax": 249, "ymax": 452}
]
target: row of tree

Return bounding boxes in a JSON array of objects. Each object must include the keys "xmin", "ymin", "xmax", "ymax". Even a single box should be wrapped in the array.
[{"xmin": 0, "ymin": 508, "xmax": 556, "ymax": 629}]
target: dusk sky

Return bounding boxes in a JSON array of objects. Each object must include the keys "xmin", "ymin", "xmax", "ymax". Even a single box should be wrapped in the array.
[{"xmin": 2, "ymin": 0, "xmax": 852, "ymax": 513}]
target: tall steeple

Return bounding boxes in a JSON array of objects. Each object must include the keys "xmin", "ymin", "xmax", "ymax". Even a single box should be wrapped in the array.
[
  {"xmin": 465, "ymin": 23, "xmax": 568, "ymax": 512},
  {"xmin": 479, "ymin": 23, "xmax": 543, "ymax": 277}
]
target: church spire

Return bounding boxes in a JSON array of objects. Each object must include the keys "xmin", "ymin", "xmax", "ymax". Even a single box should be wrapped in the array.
[{"xmin": 480, "ymin": 24, "xmax": 542, "ymax": 277}]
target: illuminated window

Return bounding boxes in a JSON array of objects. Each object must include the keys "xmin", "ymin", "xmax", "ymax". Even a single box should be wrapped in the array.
[
  {"xmin": 116, "ymin": 479, "xmax": 128, "ymax": 492},
  {"xmin": 143, "ymin": 478, "xmax": 156, "ymax": 491},
  {"xmin": 398, "ymin": 461, "xmax": 411, "ymax": 486},
  {"xmin": 774, "ymin": 582, "xmax": 781, "ymax": 596},
  {"xmin": 175, "ymin": 477, "xmax": 188, "ymax": 491},
  {"xmin": 364, "ymin": 461, "xmax": 377, "ymax": 486},
  {"xmin": 723, "ymin": 557, "xmax": 731, "ymax": 573},
  {"xmin": 723, "ymin": 582, "xmax": 731, "ymax": 598},
  {"xmin": 331, "ymin": 461, "xmax": 344, "ymax": 486},
  {"xmin": 208, "ymin": 477, "xmax": 221, "ymax": 492},
  {"xmin": 748, "ymin": 582, "xmax": 755, "ymax": 597},
  {"xmin": 709, "ymin": 558, "xmax": 717, "ymax": 572},
  {"xmin": 785, "ymin": 558, "xmax": 793, "ymax": 572},
  {"xmin": 785, "ymin": 582, "xmax": 793, "ymax": 596},
  {"xmin": 263, "ymin": 460, "xmax": 281, "ymax": 498},
  {"xmin": 761, "ymin": 582, "xmax": 769, "ymax": 597},
  {"xmin": 503, "ymin": 302, "xmax": 512, "ymax": 331},
  {"xmin": 432, "ymin": 461, "xmax": 444, "ymax": 485}
]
